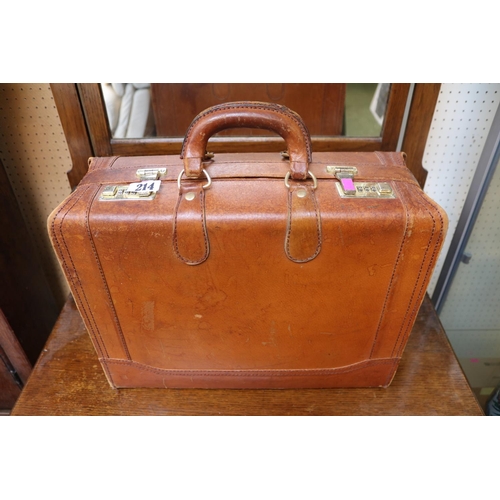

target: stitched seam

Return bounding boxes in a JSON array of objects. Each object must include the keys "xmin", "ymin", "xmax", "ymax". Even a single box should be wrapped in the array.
[
  {"xmin": 181, "ymin": 102, "xmax": 311, "ymax": 160},
  {"xmin": 285, "ymin": 188, "xmax": 293, "ymax": 259},
  {"xmin": 395, "ymin": 192, "xmax": 445, "ymax": 357},
  {"xmin": 88, "ymin": 156, "xmax": 104, "ymax": 173},
  {"xmin": 374, "ymin": 151, "xmax": 406, "ymax": 167},
  {"xmin": 106, "ymin": 156, "xmax": 120, "ymax": 169},
  {"xmin": 384, "ymin": 362, "xmax": 398, "ymax": 386},
  {"xmin": 80, "ymin": 176, "xmax": 417, "ymax": 191},
  {"xmin": 83, "ymin": 172, "xmax": 416, "ymax": 182},
  {"xmin": 54, "ymin": 187, "xmax": 107, "ymax": 357},
  {"xmin": 51, "ymin": 186, "xmax": 108, "ymax": 358},
  {"xmin": 311, "ymin": 187, "xmax": 322, "ymax": 258},
  {"xmin": 180, "ymin": 102, "xmax": 312, "ymax": 162},
  {"xmin": 172, "ymin": 188, "xmax": 209, "ymax": 264},
  {"xmin": 104, "ymin": 357, "xmax": 397, "ymax": 377},
  {"xmin": 393, "ymin": 199, "xmax": 436, "ymax": 355},
  {"xmin": 318, "ymin": 160, "xmax": 408, "ymax": 167},
  {"xmin": 285, "ymin": 186, "xmax": 322, "ymax": 263},
  {"xmin": 374, "ymin": 151, "xmax": 387, "ymax": 165},
  {"xmin": 369, "ymin": 184, "xmax": 409, "ymax": 358},
  {"xmin": 86, "ymin": 161, "xmax": 409, "ymax": 170},
  {"xmin": 91, "ymin": 157, "xmax": 104, "ymax": 172},
  {"xmin": 85, "ymin": 185, "xmax": 131, "ymax": 360},
  {"xmin": 99, "ymin": 359, "xmax": 117, "ymax": 389},
  {"xmin": 391, "ymin": 189, "xmax": 438, "ymax": 357},
  {"xmin": 173, "ymin": 188, "xmax": 209, "ymax": 265},
  {"xmin": 391, "ymin": 152, "xmax": 406, "ymax": 166},
  {"xmin": 79, "ymin": 166, "xmax": 418, "ymax": 187}
]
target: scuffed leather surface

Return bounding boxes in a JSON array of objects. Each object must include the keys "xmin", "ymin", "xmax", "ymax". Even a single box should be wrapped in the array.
[{"xmin": 48, "ymin": 150, "xmax": 447, "ymax": 389}]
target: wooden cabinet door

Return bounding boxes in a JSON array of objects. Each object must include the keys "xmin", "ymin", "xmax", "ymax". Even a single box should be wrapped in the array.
[
  {"xmin": 0, "ymin": 158, "xmax": 57, "ymax": 399},
  {"xmin": 0, "ymin": 310, "xmax": 31, "ymax": 410},
  {"xmin": 151, "ymin": 83, "xmax": 346, "ymax": 136}
]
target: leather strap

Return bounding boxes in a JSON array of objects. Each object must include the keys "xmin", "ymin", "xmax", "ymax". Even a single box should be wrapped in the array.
[
  {"xmin": 285, "ymin": 184, "xmax": 322, "ymax": 262},
  {"xmin": 180, "ymin": 101, "xmax": 312, "ymax": 180},
  {"xmin": 173, "ymin": 181, "xmax": 210, "ymax": 265}
]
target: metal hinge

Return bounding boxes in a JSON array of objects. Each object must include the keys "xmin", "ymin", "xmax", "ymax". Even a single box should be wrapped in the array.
[
  {"xmin": 461, "ymin": 252, "xmax": 472, "ymax": 264},
  {"xmin": 0, "ymin": 351, "xmax": 23, "ymax": 389}
]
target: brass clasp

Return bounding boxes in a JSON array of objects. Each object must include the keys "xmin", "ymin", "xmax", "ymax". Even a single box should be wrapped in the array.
[{"xmin": 136, "ymin": 168, "xmax": 167, "ymax": 181}]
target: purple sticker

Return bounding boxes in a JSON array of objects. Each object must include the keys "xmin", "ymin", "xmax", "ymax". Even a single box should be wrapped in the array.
[{"xmin": 341, "ymin": 178, "xmax": 355, "ymax": 192}]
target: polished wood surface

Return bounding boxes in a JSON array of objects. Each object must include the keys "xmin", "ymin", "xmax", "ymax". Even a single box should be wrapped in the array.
[
  {"xmin": 151, "ymin": 83, "xmax": 346, "ymax": 137},
  {"xmin": 51, "ymin": 84, "xmax": 94, "ymax": 189},
  {"xmin": 77, "ymin": 83, "xmax": 113, "ymax": 156},
  {"xmin": 402, "ymin": 83, "xmax": 441, "ymax": 188},
  {"xmin": 12, "ymin": 296, "xmax": 483, "ymax": 415},
  {"xmin": 380, "ymin": 83, "xmax": 411, "ymax": 151}
]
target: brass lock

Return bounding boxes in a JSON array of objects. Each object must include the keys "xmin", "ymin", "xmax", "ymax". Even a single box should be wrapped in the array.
[
  {"xmin": 327, "ymin": 166, "xmax": 395, "ymax": 199},
  {"xmin": 335, "ymin": 182, "xmax": 395, "ymax": 199},
  {"xmin": 99, "ymin": 185, "xmax": 158, "ymax": 201}
]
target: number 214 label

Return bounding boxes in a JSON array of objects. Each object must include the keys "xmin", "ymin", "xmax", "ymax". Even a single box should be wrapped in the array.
[{"xmin": 126, "ymin": 180, "xmax": 161, "ymax": 193}]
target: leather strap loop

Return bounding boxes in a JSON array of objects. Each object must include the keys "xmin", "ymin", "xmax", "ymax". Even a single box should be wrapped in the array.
[
  {"xmin": 173, "ymin": 181, "xmax": 210, "ymax": 265},
  {"xmin": 180, "ymin": 101, "xmax": 312, "ymax": 180},
  {"xmin": 285, "ymin": 183, "xmax": 322, "ymax": 263}
]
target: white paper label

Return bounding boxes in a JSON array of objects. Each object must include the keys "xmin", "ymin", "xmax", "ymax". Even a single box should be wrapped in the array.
[{"xmin": 126, "ymin": 180, "xmax": 161, "ymax": 193}]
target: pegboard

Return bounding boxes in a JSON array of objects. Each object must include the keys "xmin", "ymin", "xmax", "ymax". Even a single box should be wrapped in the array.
[
  {"xmin": 443, "ymin": 330, "xmax": 500, "ymax": 359},
  {"xmin": 0, "ymin": 84, "xmax": 72, "ymax": 307},
  {"xmin": 438, "ymin": 151, "xmax": 500, "ymax": 356},
  {"xmin": 423, "ymin": 83, "xmax": 500, "ymax": 295}
]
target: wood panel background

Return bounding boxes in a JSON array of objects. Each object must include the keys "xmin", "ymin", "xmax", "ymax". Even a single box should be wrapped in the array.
[{"xmin": 151, "ymin": 83, "xmax": 346, "ymax": 136}]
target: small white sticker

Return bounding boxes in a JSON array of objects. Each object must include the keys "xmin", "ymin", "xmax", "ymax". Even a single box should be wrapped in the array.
[{"xmin": 126, "ymin": 180, "xmax": 161, "ymax": 193}]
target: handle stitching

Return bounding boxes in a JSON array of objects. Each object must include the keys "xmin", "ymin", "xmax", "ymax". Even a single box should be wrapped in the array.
[
  {"xmin": 180, "ymin": 102, "xmax": 312, "ymax": 162},
  {"xmin": 173, "ymin": 187, "xmax": 210, "ymax": 265}
]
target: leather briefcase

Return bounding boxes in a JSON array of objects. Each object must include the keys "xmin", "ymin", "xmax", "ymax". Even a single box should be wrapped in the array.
[{"xmin": 48, "ymin": 101, "xmax": 447, "ymax": 389}]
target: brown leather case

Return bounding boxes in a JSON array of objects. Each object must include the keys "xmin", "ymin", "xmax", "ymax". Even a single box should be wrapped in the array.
[{"xmin": 48, "ymin": 102, "xmax": 448, "ymax": 389}]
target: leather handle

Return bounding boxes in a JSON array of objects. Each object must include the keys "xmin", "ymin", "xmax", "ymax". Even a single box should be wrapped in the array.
[{"xmin": 180, "ymin": 101, "xmax": 313, "ymax": 180}]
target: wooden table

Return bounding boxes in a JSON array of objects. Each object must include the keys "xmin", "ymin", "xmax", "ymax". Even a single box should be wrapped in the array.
[{"xmin": 12, "ymin": 295, "xmax": 483, "ymax": 416}]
